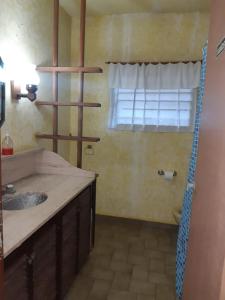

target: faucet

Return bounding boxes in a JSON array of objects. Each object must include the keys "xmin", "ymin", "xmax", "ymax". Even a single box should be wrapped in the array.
[{"xmin": 2, "ymin": 184, "xmax": 16, "ymax": 196}]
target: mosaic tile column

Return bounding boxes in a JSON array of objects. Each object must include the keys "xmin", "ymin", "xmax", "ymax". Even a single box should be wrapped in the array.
[{"xmin": 176, "ymin": 45, "xmax": 208, "ymax": 299}]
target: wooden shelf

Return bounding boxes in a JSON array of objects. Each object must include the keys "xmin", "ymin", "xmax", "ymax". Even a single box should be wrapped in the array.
[
  {"xmin": 39, "ymin": 0, "xmax": 102, "ymax": 168},
  {"xmin": 36, "ymin": 66, "xmax": 103, "ymax": 74},
  {"xmin": 35, "ymin": 101, "xmax": 101, "ymax": 108},
  {"xmin": 36, "ymin": 134, "xmax": 100, "ymax": 143}
]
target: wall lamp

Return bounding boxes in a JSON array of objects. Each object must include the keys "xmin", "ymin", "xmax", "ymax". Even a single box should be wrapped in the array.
[{"xmin": 11, "ymin": 64, "xmax": 40, "ymax": 102}]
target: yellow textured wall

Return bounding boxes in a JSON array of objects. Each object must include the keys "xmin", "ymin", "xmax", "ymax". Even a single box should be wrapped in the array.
[
  {"xmin": 0, "ymin": 0, "xmax": 71, "ymax": 160},
  {"xmin": 70, "ymin": 12, "xmax": 209, "ymax": 224}
]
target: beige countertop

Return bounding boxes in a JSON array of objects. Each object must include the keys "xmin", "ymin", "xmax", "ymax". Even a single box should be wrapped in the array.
[{"xmin": 2, "ymin": 149, "xmax": 96, "ymax": 258}]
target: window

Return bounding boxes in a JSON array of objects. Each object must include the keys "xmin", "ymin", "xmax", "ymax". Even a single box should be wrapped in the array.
[{"xmin": 109, "ymin": 88, "xmax": 196, "ymax": 132}]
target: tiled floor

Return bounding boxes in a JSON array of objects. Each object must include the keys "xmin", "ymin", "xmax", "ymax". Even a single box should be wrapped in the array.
[{"xmin": 66, "ymin": 216, "xmax": 177, "ymax": 300}]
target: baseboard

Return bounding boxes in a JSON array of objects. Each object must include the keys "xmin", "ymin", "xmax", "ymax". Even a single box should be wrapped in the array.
[{"xmin": 96, "ymin": 214, "xmax": 178, "ymax": 230}]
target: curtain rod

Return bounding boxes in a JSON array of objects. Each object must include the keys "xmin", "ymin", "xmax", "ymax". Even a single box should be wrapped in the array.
[{"xmin": 105, "ymin": 60, "xmax": 202, "ymax": 65}]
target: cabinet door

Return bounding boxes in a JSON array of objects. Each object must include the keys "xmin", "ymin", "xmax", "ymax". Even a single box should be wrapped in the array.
[
  {"xmin": 33, "ymin": 221, "xmax": 57, "ymax": 300},
  {"xmin": 78, "ymin": 187, "xmax": 92, "ymax": 270},
  {"xmin": 4, "ymin": 249, "xmax": 29, "ymax": 300},
  {"xmin": 60, "ymin": 200, "xmax": 78, "ymax": 298}
]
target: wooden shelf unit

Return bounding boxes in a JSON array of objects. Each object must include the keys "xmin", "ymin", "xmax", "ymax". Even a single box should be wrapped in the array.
[
  {"xmin": 35, "ymin": 101, "xmax": 101, "ymax": 108},
  {"xmin": 36, "ymin": 0, "xmax": 102, "ymax": 168},
  {"xmin": 37, "ymin": 66, "xmax": 103, "ymax": 73},
  {"xmin": 36, "ymin": 134, "xmax": 100, "ymax": 143}
]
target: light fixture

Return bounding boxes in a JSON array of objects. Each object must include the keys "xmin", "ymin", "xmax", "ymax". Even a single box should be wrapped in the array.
[
  {"xmin": 0, "ymin": 57, "xmax": 5, "ymax": 83},
  {"xmin": 11, "ymin": 64, "xmax": 40, "ymax": 102}
]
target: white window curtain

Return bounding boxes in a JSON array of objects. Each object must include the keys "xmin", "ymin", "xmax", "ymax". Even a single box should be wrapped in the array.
[{"xmin": 108, "ymin": 62, "xmax": 201, "ymax": 132}]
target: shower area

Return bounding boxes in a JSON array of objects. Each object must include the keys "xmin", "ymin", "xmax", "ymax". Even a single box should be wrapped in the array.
[{"xmin": 176, "ymin": 45, "xmax": 208, "ymax": 299}]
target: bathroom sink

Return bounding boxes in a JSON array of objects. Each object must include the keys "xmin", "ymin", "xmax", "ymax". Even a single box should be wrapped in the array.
[{"xmin": 3, "ymin": 192, "xmax": 48, "ymax": 211}]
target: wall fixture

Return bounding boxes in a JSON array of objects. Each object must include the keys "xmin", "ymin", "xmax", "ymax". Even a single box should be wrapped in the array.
[
  {"xmin": 11, "ymin": 64, "xmax": 40, "ymax": 102},
  {"xmin": 0, "ymin": 57, "xmax": 5, "ymax": 127},
  {"xmin": 158, "ymin": 170, "xmax": 177, "ymax": 177}
]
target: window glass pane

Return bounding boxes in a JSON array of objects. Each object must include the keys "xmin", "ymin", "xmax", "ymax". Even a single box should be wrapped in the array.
[
  {"xmin": 117, "ymin": 106, "xmax": 133, "ymax": 119},
  {"xmin": 180, "ymin": 111, "xmax": 190, "ymax": 121},
  {"xmin": 180, "ymin": 102, "xmax": 191, "ymax": 110},
  {"xmin": 160, "ymin": 93, "xmax": 179, "ymax": 101},
  {"xmin": 119, "ymin": 89, "xmax": 134, "ymax": 93},
  {"xmin": 112, "ymin": 88, "xmax": 194, "ymax": 130},
  {"xmin": 118, "ymin": 101, "xmax": 133, "ymax": 109},
  {"xmin": 146, "ymin": 92, "xmax": 159, "ymax": 101},
  {"xmin": 118, "ymin": 118, "xmax": 132, "ymax": 125},
  {"xmin": 145, "ymin": 110, "xmax": 158, "ymax": 125},
  {"xmin": 160, "ymin": 102, "xmax": 178, "ymax": 110},
  {"xmin": 134, "ymin": 109, "xmax": 144, "ymax": 119},
  {"xmin": 145, "ymin": 102, "xmax": 158, "ymax": 109},
  {"xmin": 159, "ymin": 111, "xmax": 178, "ymax": 126},
  {"xmin": 135, "ymin": 101, "xmax": 145, "ymax": 109},
  {"xmin": 136, "ymin": 93, "xmax": 145, "ymax": 101},
  {"xmin": 180, "ymin": 93, "xmax": 192, "ymax": 102},
  {"xmin": 118, "ymin": 93, "xmax": 134, "ymax": 101}
]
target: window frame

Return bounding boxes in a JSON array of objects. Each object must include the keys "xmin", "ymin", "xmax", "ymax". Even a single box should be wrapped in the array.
[{"xmin": 109, "ymin": 88, "xmax": 197, "ymax": 133}]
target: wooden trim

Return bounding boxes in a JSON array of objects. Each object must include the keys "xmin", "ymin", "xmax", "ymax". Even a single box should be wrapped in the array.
[
  {"xmin": 52, "ymin": 0, "xmax": 59, "ymax": 153},
  {"xmin": 55, "ymin": 215, "xmax": 62, "ymax": 300},
  {"xmin": 105, "ymin": 60, "xmax": 202, "ymax": 65},
  {"xmin": 77, "ymin": 0, "xmax": 87, "ymax": 169},
  {"xmin": 91, "ymin": 180, "xmax": 96, "ymax": 248},
  {"xmin": 36, "ymin": 134, "xmax": 100, "ymax": 142},
  {"xmin": 36, "ymin": 66, "xmax": 103, "ymax": 73},
  {"xmin": 0, "ymin": 152, "xmax": 4, "ymax": 300},
  {"xmin": 35, "ymin": 101, "xmax": 101, "ymax": 107}
]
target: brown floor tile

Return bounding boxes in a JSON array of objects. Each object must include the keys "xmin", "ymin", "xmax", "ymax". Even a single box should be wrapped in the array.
[
  {"xmin": 112, "ymin": 249, "xmax": 128, "ymax": 262},
  {"xmin": 66, "ymin": 275, "xmax": 94, "ymax": 300},
  {"xmin": 66, "ymin": 217, "xmax": 177, "ymax": 300},
  {"xmin": 137, "ymin": 294, "xmax": 155, "ymax": 300},
  {"xmin": 88, "ymin": 279, "xmax": 111, "ymax": 300},
  {"xmin": 165, "ymin": 265, "xmax": 176, "ymax": 276},
  {"xmin": 132, "ymin": 265, "xmax": 149, "ymax": 281},
  {"xmin": 111, "ymin": 272, "xmax": 131, "ymax": 291},
  {"xmin": 149, "ymin": 272, "xmax": 173, "ymax": 285},
  {"xmin": 128, "ymin": 254, "xmax": 149, "ymax": 266},
  {"xmin": 129, "ymin": 245, "xmax": 146, "ymax": 256},
  {"xmin": 145, "ymin": 238, "xmax": 158, "ymax": 250},
  {"xmin": 66, "ymin": 289, "xmax": 89, "ymax": 300},
  {"xmin": 149, "ymin": 259, "xmax": 165, "ymax": 273},
  {"xmin": 94, "ymin": 242, "xmax": 115, "ymax": 255},
  {"xmin": 147, "ymin": 250, "xmax": 165, "ymax": 260},
  {"xmin": 90, "ymin": 254, "xmax": 112, "ymax": 269},
  {"xmin": 90, "ymin": 268, "xmax": 115, "ymax": 281},
  {"xmin": 165, "ymin": 254, "xmax": 176, "ymax": 266},
  {"xmin": 156, "ymin": 284, "xmax": 176, "ymax": 300},
  {"xmin": 110, "ymin": 261, "xmax": 133, "ymax": 273},
  {"xmin": 130, "ymin": 280, "xmax": 155, "ymax": 296},
  {"xmin": 109, "ymin": 239, "xmax": 129, "ymax": 251},
  {"xmin": 107, "ymin": 290, "xmax": 138, "ymax": 300}
]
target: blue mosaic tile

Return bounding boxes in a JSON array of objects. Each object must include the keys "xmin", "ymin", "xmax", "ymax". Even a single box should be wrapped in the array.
[{"xmin": 176, "ymin": 45, "xmax": 208, "ymax": 299}]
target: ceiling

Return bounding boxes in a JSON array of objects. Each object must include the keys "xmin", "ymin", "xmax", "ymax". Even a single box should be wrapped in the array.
[{"xmin": 60, "ymin": 0, "xmax": 210, "ymax": 17}]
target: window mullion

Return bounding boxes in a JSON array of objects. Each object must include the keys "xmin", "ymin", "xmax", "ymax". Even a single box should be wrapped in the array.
[
  {"xmin": 132, "ymin": 88, "xmax": 137, "ymax": 125},
  {"xmin": 178, "ymin": 89, "xmax": 181, "ymax": 129},
  {"xmin": 143, "ymin": 90, "xmax": 147, "ymax": 126},
  {"xmin": 157, "ymin": 90, "xmax": 161, "ymax": 128},
  {"xmin": 114, "ymin": 88, "xmax": 120, "ymax": 125}
]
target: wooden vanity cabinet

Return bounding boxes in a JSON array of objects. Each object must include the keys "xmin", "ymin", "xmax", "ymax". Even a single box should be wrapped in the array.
[
  {"xmin": 59, "ymin": 198, "xmax": 79, "ymax": 298},
  {"xmin": 77, "ymin": 187, "xmax": 92, "ymax": 271},
  {"xmin": 4, "ymin": 181, "xmax": 96, "ymax": 300},
  {"xmin": 4, "ymin": 246, "xmax": 30, "ymax": 300},
  {"xmin": 32, "ymin": 221, "xmax": 57, "ymax": 300}
]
